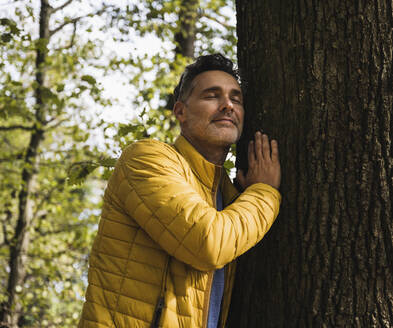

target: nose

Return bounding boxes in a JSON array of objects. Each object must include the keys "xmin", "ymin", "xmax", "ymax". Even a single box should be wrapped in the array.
[{"xmin": 219, "ymin": 96, "xmax": 234, "ymax": 112}]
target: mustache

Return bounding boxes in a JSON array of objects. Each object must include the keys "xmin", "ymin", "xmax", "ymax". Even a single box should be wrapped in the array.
[{"xmin": 211, "ymin": 114, "xmax": 238, "ymax": 125}]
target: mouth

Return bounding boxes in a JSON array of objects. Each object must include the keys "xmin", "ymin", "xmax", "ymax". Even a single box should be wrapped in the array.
[{"xmin": 212, "ymin": 118, "xmax": 236, "ymax": 126}]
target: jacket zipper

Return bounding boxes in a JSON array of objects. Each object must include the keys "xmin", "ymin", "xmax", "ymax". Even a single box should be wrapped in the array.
[
  {"xmin": 150, "ymin": 256, "xmax": 170, "ymax": 328},
  {"xmin": 202, "ymin": 270, "xmax": 214, "ymax": 328},
  {"xmin": 202, "ymin": 167, "xmax": 222, "ymax": 327}
]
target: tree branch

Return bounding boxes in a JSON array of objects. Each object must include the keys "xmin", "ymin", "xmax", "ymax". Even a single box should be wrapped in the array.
[
  {"xmin": 68, "ymin": 21, "xmax": 77, "ymax": 48},
  {"xmin": 45, "ymin": 117, "xmax": 70, "ymax": 131},
  {"xmin": 34, "ymin": 222, "xmax": 87, "ymax": 237},
  {"xmin": 33, "ymin": 179, "xmax": 65, "ymax": 219},
  {"xmin": 1, "ymin": 200, "xmax": 14, "ymax": 247},
  {"xmin": 0, "ymin": 0, "xmax": 24, "ymax": 7},
  {"xmin": 2, "ymin": 215, "xmax": 11, "ymax": 246},
  {"xmin": 0, "ymin": 125, "xmax": 34, "ymax": 131},
  {"xmin": 0, "ymin": 152, "xmax": 24, "ymax": 163},
  {"xmin": 51, "ymin": 0, "xmax": 74, "ymax": 14},
  {"xmin": 49, "ymin": 15, "xmax": 84, "ymax": 37},
  {"xmin": 27, "ymin": 247, "xmax": 89, "ymax": 262},
  {"xmin": 199, "ymin": 11, "xmax": 233, "ymax": 29},
  {"xmin": 0, "ymin": 168, "xmax": 20, "ymax": 175},
  {"xmin": 49, "ymin": 5, "xmax": 113, "ymax": 37}
]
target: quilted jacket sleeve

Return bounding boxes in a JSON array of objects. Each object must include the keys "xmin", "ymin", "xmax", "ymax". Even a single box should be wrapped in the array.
[{"xmin": 117, "ymin": 139, "xmax": 281, "ymax": 272}]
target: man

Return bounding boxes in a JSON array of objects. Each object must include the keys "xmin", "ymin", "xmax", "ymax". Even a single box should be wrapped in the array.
[{"xmin": 79, "ymin": 54, "xmax": 281, "ymax": 328}]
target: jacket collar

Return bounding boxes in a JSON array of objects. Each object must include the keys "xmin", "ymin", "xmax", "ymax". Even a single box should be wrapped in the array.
[
  {"xmin": 173, "ymin": 135, "xmax": 239, "ymax": 205},
  {"xmin": 173, "ymin": 135, "xmax": 220, "ymax": 191}
]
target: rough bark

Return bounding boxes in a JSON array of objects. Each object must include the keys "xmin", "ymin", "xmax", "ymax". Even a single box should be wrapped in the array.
[
  {"xmin": 228, "ymin": 0, "xmax": 393, "ymax": 327},
  {"xmin": 0, "ymin": 1, "xmax": 50, "ymax": 326}
]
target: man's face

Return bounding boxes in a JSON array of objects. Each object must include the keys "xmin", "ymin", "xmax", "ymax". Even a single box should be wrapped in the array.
[{"xmin": 174, "ymin": 70, "xmax": 244, "ymax": 150}]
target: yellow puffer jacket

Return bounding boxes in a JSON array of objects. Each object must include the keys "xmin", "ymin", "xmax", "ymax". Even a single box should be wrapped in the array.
[{"xmin": 79, "ymin": 135, "xmax": 281, "ymax": 328}]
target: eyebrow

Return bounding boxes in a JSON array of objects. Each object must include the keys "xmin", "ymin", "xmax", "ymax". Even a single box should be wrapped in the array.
[{"xmin": 200, "ymin": 86, "xmax": 242, "ymax": 97}]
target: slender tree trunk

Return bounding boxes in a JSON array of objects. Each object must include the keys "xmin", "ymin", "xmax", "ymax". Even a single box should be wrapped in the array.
[
  {"xmin": 0, "ymin": 1, "xmax": 50, "ymax": 326},
  {"xmin": 165, "ymin": 0, "xmax": 199, "ymax": 112},
  {"xmin": 166, "ymin": 0, "xmax": 199, "ymax": 112},
  {"xmin": 228, "ymin": 0, "xmax": 393, "ymax": 326},
  {"xmin": 174, "ymin": 0, "xmax": 198, "ymax": 58}
]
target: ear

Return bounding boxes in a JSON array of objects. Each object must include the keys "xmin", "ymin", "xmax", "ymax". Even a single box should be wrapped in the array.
[{"xmin": 173, "ymin": 101, "xmax": 187, "ymax": 124}]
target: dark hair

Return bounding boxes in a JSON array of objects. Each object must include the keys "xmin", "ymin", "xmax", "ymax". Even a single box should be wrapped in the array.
[{"xmin": 173, "ymin": 54, "xmax": 239, "ymax": 103}]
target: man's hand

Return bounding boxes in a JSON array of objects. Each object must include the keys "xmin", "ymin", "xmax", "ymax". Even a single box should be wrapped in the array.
[{"xmin": 236, "ymin": 131, "xmax": 281, "ymax": 190}]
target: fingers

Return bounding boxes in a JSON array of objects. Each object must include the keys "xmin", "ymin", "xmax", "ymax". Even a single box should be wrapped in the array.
[
  {"xmin": 262, "ymin": 134, "xmax": 270, "ymax": 161},
  {"xmin": 243, "ymin": 132, "xmax": 281, "ymax": 189},
  {"xmin": 236, "ymin": 169, "xmax": 246, "ymax": 189},
  {"xmin": 271, "ymin": 139, "xmax": 279, "ymax": 162},
  {"xmin": 252, "ymin": 131, "xmax": 279, "ymax": 161},
  {"xmin": 248, "ymin": 139, "xmax": 256, "ymax": 166},
  {"xmin": 254, "ymin": 131, "xmax": 263, "ymax": 161}
]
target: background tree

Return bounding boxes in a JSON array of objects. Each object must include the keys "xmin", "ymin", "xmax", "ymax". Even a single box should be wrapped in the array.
[
  {"xmin": 0, "ymin": 2, "xmax": 121, "ymax": 326},
  {"xmin": 0, "ymin": 1, "xmax": 237, "ymax": 327},
  {"xmin": 228, "ymin": 0, "xmax": 393, "ymax": 326}
]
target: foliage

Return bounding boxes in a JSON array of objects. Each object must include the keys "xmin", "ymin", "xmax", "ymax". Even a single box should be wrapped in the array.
[
  {"xmin": 71, "ymin": 0, "xmax": 237, "ymax": 173},
  {"xmin": 107, "ymin": 0, "xmax": 237, "ymax": 148},
  {"xmin": 0, "ymin": 0, "xmax": 237, "ymax": 326},
  {"xmin": 0, "ymin": 1, "xmax": 121, "ymax": 326}
]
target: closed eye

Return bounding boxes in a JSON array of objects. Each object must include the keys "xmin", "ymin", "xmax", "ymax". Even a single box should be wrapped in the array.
[
  {"xmin": 231, "ymin": 97, "xmax": 242, "ymax": 104},
  {"xmin": 204, "ymin": 94, "xmax": 218, "ymax": 99}
]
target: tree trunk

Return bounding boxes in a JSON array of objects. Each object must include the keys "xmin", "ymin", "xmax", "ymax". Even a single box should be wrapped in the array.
[
  {"xmin": 174, "ymin": 0, "xmax": 198, "ymax": 58},
  {"xmin": 0, "ymin": 1, "xmax": 50, "ymax": 326},
  {"xmin": 165, "ymin": 0, "xmax": 199, "ymax": 111},
  {"xmin": 228, "ymin": 0, "xmax": 393, "ymax": 327}
]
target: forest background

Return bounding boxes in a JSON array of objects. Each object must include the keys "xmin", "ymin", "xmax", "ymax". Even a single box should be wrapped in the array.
[
  {"xmin": 4, "ymin": 1, "xmax": 392, "ymax": 327},
  {"xmin": 0, "ymin": 0, "xmax": 237, "ymax": 326}
]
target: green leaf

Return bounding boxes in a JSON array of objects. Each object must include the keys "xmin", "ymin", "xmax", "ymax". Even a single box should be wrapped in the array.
[
  {"xmin": 67, "ymin": 162, "xmax": 98, "ymax": 185},
  {"xmin": 102, "ymin": 167, "xmax": 114, "ymax": 180},
  {"xmin": 1, "ymin": 33, "xmax": 12, "ymax": 43},
  {"xmin": 81, "ymin": 75, "xmax": 97, "ymax": 85},
  {"xmin": 11, "ymin": 80, "xmax": 22, "ymax": 86},
  {"xmin": 98, "ymin": 157, "xmax": 117, "ymax": 167},
  {"xmin": 0, "ymin": 18, "xmax": 20, "ymax": 35},
  {"xmin": 118, "ymin": 124, "xmax": 140, "ymax": 137},
  {"xmin": 223, "ymin": 159, "xmax": 235, "ymax": 173},
  {"xmin": 35, "ymin": 38, "xmax": 49, "ymax": 52},
  {"xmin": 146, "ymin": 118, "xmax": 156, "ymax": 125}
]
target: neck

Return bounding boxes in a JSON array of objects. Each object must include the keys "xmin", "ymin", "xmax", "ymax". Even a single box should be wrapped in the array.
[{"xmin": 182, "ymin": 134, "xmax": 229, "ymax": 166}]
